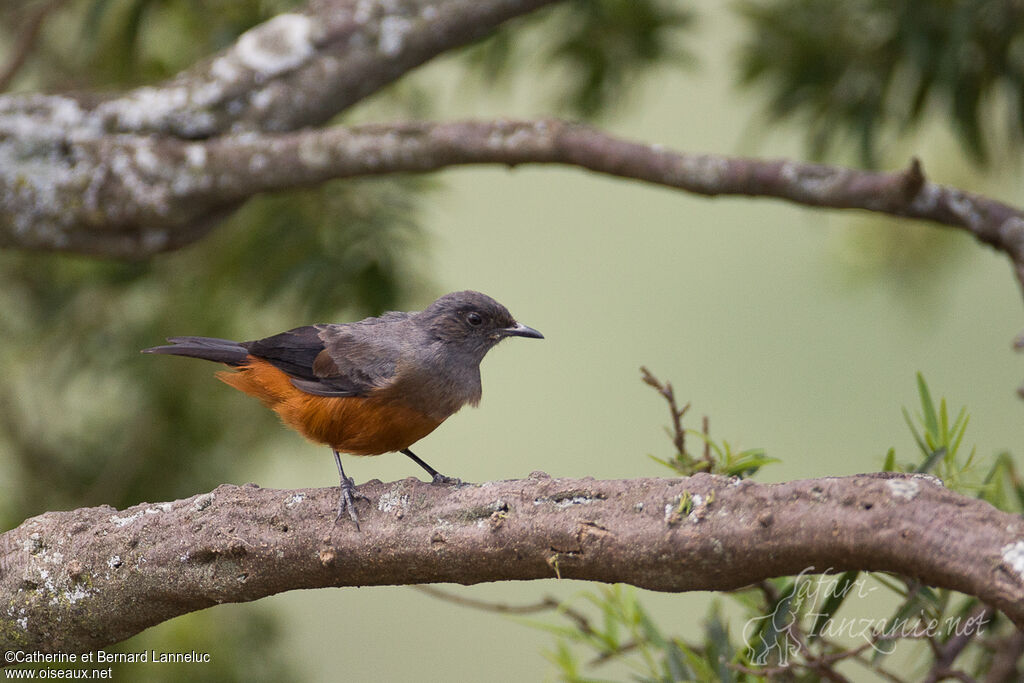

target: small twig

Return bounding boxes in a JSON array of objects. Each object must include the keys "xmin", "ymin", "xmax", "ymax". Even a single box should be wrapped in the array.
[
  {"xmin": 923, "ymin": 605, "xmax": 993, "ymax": 683},
  {"xmin": 784, "ymin": 618, "xmax": 855, "ymax": 683},
  {"xmin": 0, "ymin": 0, "xmax": 66, "ymax": 92},
  {"xmin": 731, "ymin": 655, "xmax": 852, "ymax": 682},
  {"xmin": 640, "ymin": 366, "xmax": 690, "ymax": 456},
  {"xmin": 850, "ymin": 652, "xmax": 912, "ymax": 683},
  {"xmin": 897, "ymin": 157, "xmax": 926, "ymax": 202},
  {"xmin": 415, "ymin": 585, "xmax": 644, "ymax": 669},
  {"xmin": 831, "ymin": 631, "xmax": 912, "ymax": 683},
  {"xmin": 983, "ymin": 627, "xmax": 1024, "ymax": 682},
  {"xmin": 411, "ymin": 585, "xmax": 559, "ymax": 614},
  {"xmin": 557, "ymin": 604, "xmax": 595, "ymax": 635},
  {"xmin": 587, "ymin": 640, "xmax": 641, "ymax": 667},
  {"xmin": 733, "ymin": 635, "xmax": 901, "ymax": 683},
  {"xmin": 754, "ymin": 579, "xmax": 781, "ymax": 605},
  {"xmin": 702, "ymin": 415, "xmax": 712, "ymax": 467},
  {"xmin": 819, "ymin": 640, "xmax": 882, "ymax": 665},
  {"xmin": 804, "ymin": 654, "xmax": 854, "ymax": 682},
  {"xmin": 930, "ymin": 669, "xmax": 979, "ymax": 683}
]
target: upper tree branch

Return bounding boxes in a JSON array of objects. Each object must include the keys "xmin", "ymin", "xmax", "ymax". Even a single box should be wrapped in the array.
[
  {"xmin": 2, "ymin": 0, "xmax": 1023, "ymax": 294},
  {"xmin": 6, "ymin": 117, "xmax": 1023, "ymax": 289},
  {"xmin": 2, "ymin": 472, "xmax": 1024, "ymax": 654},
  {"xmin": 189, "ymin": 121, "xmax": 1024, "ymax": 280},
  {"xmin": 0, "ymin": 0, "xmax": 560, "ymax": 256},
  {"xmin": 1, "ymin": 0, "xmax": 559, "ymax": 136}
]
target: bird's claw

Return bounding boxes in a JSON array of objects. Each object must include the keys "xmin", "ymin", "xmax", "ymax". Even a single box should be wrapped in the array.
[
  {"xmin": 335, "ymin": 476, "xmax": 370, "ymax": 530},
  {"xmin": 431, "ymin": 473, "xmax": 463, "ymax": 486}
]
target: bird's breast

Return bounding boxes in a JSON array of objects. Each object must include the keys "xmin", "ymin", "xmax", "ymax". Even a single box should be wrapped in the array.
[
  {"xmin": 378, "ymin": 356, "xmax": 482, "ymax": 422},
  {"xmin": 217, "ymin": 357, "xmax": 444, "ymax": 454}
]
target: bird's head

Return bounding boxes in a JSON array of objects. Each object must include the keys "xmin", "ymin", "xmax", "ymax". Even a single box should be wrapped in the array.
[{"xmin": 421, "ymin": 290, "xmax": 542, "ymax": 361}]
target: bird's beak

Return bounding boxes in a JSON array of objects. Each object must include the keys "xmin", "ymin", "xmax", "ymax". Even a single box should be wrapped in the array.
[{"xmin": 503, "ymin": 322, "xmax": 544, "ymax": 339}]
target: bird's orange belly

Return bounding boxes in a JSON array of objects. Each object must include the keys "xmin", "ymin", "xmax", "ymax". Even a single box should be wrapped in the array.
[{"xmin": 216, "ymin": 358, "xmax": 443, "ymax": 455}]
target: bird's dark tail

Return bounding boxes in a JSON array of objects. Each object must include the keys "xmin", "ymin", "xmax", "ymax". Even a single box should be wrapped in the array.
[{"xmin": 142, "ymin": 336, "xmax": 249, "ymax": 366}]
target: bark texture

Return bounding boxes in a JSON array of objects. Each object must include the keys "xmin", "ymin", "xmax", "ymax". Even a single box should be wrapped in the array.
[
  {"xmin": 2, "ymin": 472, "xmax": 1023, "ymax": 654},
  {"xmin": 0, "ymin": 0, "xmax": 560, "ymax": 255},
  {"xmin": 1, "ymin": 0, "xmax": 1023, "ymax": 304}
]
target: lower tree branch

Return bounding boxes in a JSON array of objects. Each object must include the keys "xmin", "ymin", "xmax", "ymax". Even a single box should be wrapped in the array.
[{"xmin": 2, "ymin": 471, "xmax": 1023, "ymax": 654}]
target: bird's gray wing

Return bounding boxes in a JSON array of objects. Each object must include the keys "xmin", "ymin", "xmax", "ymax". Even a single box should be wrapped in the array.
[{"xmin": 240, "ymin": 314, "xmax": 408, "ymax": 397}]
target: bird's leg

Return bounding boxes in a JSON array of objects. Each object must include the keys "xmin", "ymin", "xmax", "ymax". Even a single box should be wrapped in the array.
[
  {"xmin": 401, "ymin": 448, "xmax": 462, "ymax": 485},
  {"xmin": 333, "ymin": 450, "xmax": 369, "ymax": 529}
]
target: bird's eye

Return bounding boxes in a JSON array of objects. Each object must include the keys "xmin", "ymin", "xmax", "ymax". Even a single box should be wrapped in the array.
[{"xmin": 466, "ymin": 312, "xmax": 483, "ymax": 326}]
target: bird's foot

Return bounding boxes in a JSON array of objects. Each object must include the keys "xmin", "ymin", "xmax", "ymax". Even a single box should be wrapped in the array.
[
  {"xmin": 335, "ymin": 476, "xmax": 370, "ymax": 530},
  {"xmin": 430, "ymin": 473, "xmax": 463, "ymax": 486}
]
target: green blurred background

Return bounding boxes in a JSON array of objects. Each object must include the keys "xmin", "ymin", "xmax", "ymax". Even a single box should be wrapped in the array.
[{"xmin": 1, "ymin": 1, "xmax": 1022, "ymax": 679}]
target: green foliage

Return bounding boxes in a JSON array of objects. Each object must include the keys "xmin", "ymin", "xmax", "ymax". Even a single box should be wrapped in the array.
[
  {"xmin": 463, "ymin": 0, "xmax": 695, "ymax": 119},
  {"xmin": 200, "ymin": 178, "xmax": 429, "ymax": 318},
  {"xmin": 528, "ymin": 586, "xmax": 702, "ymax": 682},
  {"xmin": 737, "ymin": 0, "xmax": 1024, "ymax": 166},
  {"xmin": 641, "ymin": 367, "xmax": 774, "ymax": 479},
  {"xmin": 884, "ymin": 372, "xmax": 978, "ymax": 492},
  {"xmin": 9, "ymin": 607, "xmax": 300, "ymax": 681},
  {"xmin": 547, "ymin": 0, "xmax": 696, "ymax": 117},
  {"xmin": 107, "ymin": 607, "xmax": 298, "ymax": 682},
  {"xmin": 539, "ymin": 557, "xmax": 1013, "ymax": 681},
  {"xmin": 531, "ymin": 374, "xmax": 1020, "ymax": 681},
  {"xmin": 649, "ymin": 430, "xmax": 775, "ymax": 479},
  {"xmin": 65, "ymin": 0, "xmax": 300, "ymax": 86},
  {"xmin": 978, "ymin": 451, "xmax": 1024, "ymax": 513},
  {"xmin": 885, "ymin": 373, "xmax": 1024, "ymax": 515},
  {"xmin": 832, "ymin": 214, "xmax": 971, "ymax": 311},
  {"xmin": 665, "ymin": 429, "xmax": 776, "ymax": 479}
]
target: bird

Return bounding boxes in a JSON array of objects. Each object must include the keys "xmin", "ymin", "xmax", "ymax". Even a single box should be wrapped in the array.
[{"xmin": 142, "ymin": 290, "xmax": 543, "ymax": 528}]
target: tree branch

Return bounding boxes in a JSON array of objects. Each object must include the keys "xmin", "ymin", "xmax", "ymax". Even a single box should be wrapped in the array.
[
  {"xmin": 1, "ymin": 0, "xmax": 1022, "ymax": 297},
  {"xmin": 4, "ymin": 117, "xmax": 1024, "ymax": 288},
  {"xmin": 201, "ymin": 121, "xmax": 1024, "ymax": 281},
  {"xmin": 2, "ymin": 472, "xmax": 1023, "ymax": 654},
  {"xmin": 2, "ymin": 0, "xmax": 559, "ymax": 136},
  {"xmin": 0, "ymin": 0, "xmax": 560, "ymax": 257}
]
